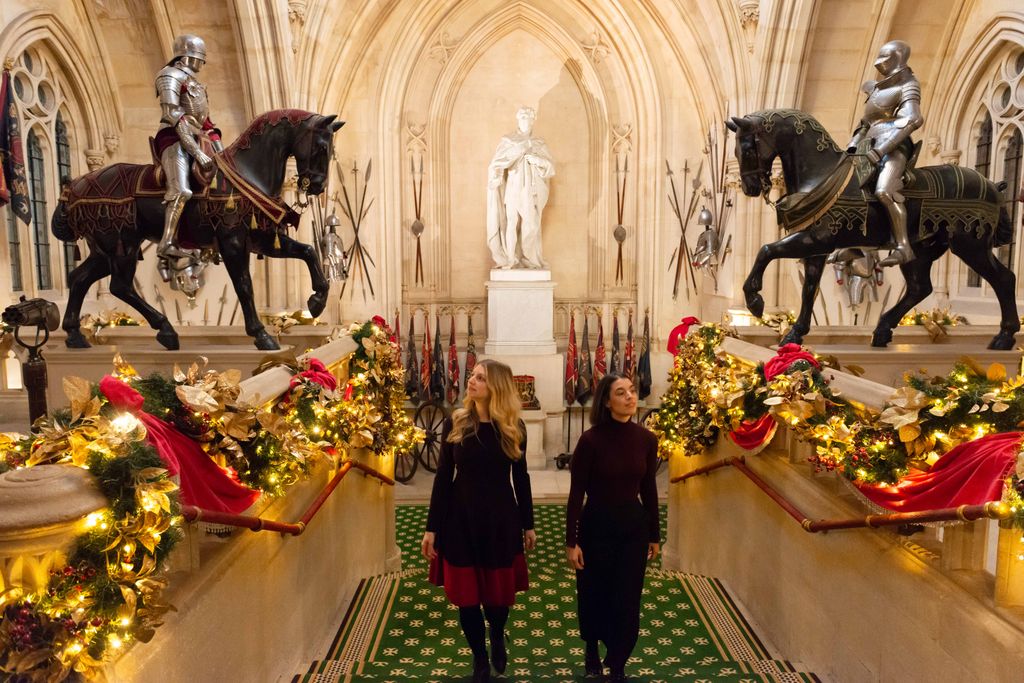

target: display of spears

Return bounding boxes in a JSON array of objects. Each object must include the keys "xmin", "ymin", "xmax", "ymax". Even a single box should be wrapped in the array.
[
  {"xmin": 666, "ymin": 159, "xmax": 702, "ymax": 299},
  {"xmin": 410, "ymin": 154, "xmax": 425, "ymax": 285},
  {"xmin": 613, "ymin": 155, "xmax": 629, "ymax": 284},
  {"xmin": 337, "ymin": 158, "xmax": 376, "ymax": 301}
]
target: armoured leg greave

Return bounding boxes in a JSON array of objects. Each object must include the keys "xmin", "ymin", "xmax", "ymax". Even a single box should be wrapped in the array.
[
  {"xmin": 878, "ymin": 196, "xmax": 914, "ymax": 267},
  {"xmin": 158, "ymin": 193, "xmax": 191, "ymax": 261}
]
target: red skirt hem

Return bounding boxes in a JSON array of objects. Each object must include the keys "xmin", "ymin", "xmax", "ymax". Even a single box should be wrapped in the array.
[{"xmin": 428, "ymin": 553, "xmax": 528, "ymax": 607}]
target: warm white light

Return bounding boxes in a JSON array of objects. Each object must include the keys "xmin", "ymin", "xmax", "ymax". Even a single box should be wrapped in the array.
[{"xmin": 111, "ymin": 413, "xmax": 140, "ymax": 434}]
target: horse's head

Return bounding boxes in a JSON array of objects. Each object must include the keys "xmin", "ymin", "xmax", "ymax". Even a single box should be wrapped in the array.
[
  {"xmin": 725, "ymin": 115, "xmax": 775, "ymax": 198},
  {"xmin": 294, "ymin": 114, "xmax": 345, "ymax": 196}
]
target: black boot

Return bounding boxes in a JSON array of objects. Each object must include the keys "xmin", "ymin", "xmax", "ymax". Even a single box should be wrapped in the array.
[
  {"xmin": 472, "ymin": 654, "xmax": 491, "ymax": 683},
  {"xmin": 490, "ymin": 629, "xmax": 507, "ymax": 674},
  {"xmin": 584, "ymin": 641, "xmax": 602, "ymax": 676}
]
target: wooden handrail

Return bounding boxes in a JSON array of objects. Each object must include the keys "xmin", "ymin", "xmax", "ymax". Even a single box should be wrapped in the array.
[
  {"xmin": 672, "ymin": 456, "xmax": 1012, "ymax": 532},
  {"xmin": 182, "ymin": 462, "xmax": 354, "ymax": 535},
  {"xmin": 349, "ymin": 458, "xmax": 396, "ymax": 486}
]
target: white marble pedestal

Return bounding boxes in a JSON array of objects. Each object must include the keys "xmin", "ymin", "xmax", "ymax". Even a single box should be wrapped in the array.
[
  {"xmin": 483, "ymin": 269, "xmax": 562, "ymax": 468},
  {"xmin": 485, "ymin": 270, "xmax": 556, "ymax": 355}
]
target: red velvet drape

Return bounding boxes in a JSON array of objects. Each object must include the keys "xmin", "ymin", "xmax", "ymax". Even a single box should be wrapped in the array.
[
  {"xmin": 854, "ymin": 431, "xmax": 1020, "ymax": 512},
  {"xmin": 99, "ymin": 375, "xmax": 260, "ymax": 514}
]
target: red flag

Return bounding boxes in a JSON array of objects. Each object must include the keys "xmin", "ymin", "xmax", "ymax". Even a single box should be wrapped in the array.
[
  {"xmin": 404, "ymin": 315, "xmax": 421, "ymax": 403},
  {"xmin": 576, "ymin": 314, "xmax": 593, "ymax": 405},
  {"xmin": 564, "ymin": 311, "xmax": 578, "ymax": 405},
  {"xmin": 392, "ymin": 312, "xmax": 400, "ymax": 345},
  {"xmin": 623, "ymin": 309, "xmax": 635, "ymax": 381},
  {"xmin": 593, "ymin": 314, "xmax": 606, "ymax": 392},
  {"xmin": 464, "ymin": 315, "xmax": 477, "ymax": 390},
  {"xmin": 0, "ymin": 69, "xmax": 31, "ymax": 224},
  {"xmin": 420, "ymin": 315, "xmax": 432, "ymax": 401},
  {"xmin": 610, "ymin": 314, "xmax": 621, "ymax": 375},
  {"xmin": 447, "ymin": 314, "xmax": 461, "ymax": 404}
]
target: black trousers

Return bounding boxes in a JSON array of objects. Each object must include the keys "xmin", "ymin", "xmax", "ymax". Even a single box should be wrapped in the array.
[{"xmin": 575, "ymin": 501, "xmax": 648, "ymax": 669}]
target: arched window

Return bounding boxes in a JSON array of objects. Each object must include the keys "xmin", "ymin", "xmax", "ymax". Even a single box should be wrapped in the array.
[
  {"xmin": 968, "ymin": 114, "xmax": 994, "ymax": 287},
  {"xmin": 976, "ymin": 113, "xmax": 993, "ymax": 178},
  {"xmin": 0, "ymin": 45, "xmax": 87, "ymax": 301},
  {"xmin": 6, "ymin": 211, "xmax": 22, "ymax": 292},
  {"xmin": 55, "ymin": 112, "xmax": 76, "ymax": 279},
  {"xmin": 27, "ymin": 130, "xmax": 51, "ymax": 290},
  {"xmin": 1003, "ymin": 127, "xmax": 1023, "ymax": 266},
  {"xmin": 956, "ymin": 47, "xmax": 1024, "ymax": 298}
]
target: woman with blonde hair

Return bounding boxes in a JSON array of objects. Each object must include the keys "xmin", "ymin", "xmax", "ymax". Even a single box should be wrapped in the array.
[{"xmin": 422, "ymin": 359, "xmax": 536, "ymax": 683}]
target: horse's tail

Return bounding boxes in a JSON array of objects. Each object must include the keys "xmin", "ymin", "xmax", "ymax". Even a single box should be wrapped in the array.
[
  {"xmin": 51, "ymin": 197, "xmax": 74, "ymax": 242},
  {"xmin": 995, "ymin": 181, "xmax": 1013, "ymax": 247}
]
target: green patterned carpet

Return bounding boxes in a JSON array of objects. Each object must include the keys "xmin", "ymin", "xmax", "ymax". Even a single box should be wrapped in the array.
[{"xmin": 294, "ymin": 505, "xmax": 819, "ymax": 683}]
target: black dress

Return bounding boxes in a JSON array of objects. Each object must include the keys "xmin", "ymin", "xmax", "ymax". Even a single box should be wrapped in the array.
[
  {"xmin": 427, "ymin": 419, "xmax": 534, "ymax": 607},
  {"xmin": 565, "ymin": 419, "xmax": 660, "ymax": 670}
]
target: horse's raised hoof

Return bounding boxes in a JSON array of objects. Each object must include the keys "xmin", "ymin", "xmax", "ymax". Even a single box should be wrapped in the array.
[
  {"xmin": 987, "ymin": 332, "xmax": 1017, "ymax": 351},
  {"xmin": 253, "ymin": 329, "xmax": 281, "ymax": 351},
  {"xmin": 156, "ymin": 322, "xmax": 180, "ymax": 350},
  {"xmin": 870, "ymin": 328, "xmax": 893, "ymax": 348},
  {"xmin": 65, "ymin": 329, "xmax": 92, "ymax": 349},
  {"xmin": 745, "ymin": 292, "xmax": 765, "ymax": 319},
  {"xmin": 307, "ymin": 291, "xmax": 328, "ymax": 318}
]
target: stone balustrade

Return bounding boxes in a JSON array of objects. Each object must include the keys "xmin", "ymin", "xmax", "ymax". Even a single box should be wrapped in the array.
[{"xmin": 664, "ymin": 335, "xmax": 1024, "ymax": 681}]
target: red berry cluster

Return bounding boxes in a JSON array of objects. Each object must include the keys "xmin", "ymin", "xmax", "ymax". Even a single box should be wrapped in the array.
[{"xmin": 2, "ymin": 604, "xmax": 45, "ymax": 652}]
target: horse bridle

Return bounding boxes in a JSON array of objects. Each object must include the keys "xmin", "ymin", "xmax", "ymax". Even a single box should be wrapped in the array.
[
  {"xmin": 293, "ymin": 122, "xmax": 329, "ymax": 192},
  {"xmin": 738, "ymin": 129, "xmax": 778, "ymax": 208}
]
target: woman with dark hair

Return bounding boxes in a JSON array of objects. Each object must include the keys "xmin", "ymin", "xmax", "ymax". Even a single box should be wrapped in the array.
[
  {"xmin": 566, "ymin": 372, "xmax": 660, "ymax": 682},
  {"xmin": 422, "ymin": 359, "xmax": 536, "ymax": 683}
]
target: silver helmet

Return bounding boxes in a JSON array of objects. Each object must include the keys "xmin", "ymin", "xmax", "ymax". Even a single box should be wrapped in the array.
[
  {"xmin": 874, "ymin": 40, "xmax": 910, "ymax": 77},
  {"xmin": 172, "ymin": 34, "xmax": 207, "ymax": 63}
]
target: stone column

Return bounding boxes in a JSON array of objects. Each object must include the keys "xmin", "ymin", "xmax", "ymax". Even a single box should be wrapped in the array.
[{"xmin": 0, "ymin": 465, "xmax": 108, "ymax": 594}]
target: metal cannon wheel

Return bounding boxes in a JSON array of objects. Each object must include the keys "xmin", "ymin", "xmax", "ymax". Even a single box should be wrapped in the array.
[
  {"xmin": 394, "ymin": 437, "xmax": 419, "ymax": 484},
  {"xmin": 414, "ymin": 399, "xmax": 451, "ymax": 473}
]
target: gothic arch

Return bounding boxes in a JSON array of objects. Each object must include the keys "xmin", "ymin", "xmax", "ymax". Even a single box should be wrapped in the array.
[
  {"xmin": 931, "ymin": 12, "xmax": 1024, "ymax": 152},
  {"xmin": 0, "ymin": 9, "xmax": 123, "ymax": 157}
]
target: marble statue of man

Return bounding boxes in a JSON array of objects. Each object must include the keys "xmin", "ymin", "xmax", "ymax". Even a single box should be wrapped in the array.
[{"xmin": 486, "ymin": 107, "xmax": 555, "ymax": 269}]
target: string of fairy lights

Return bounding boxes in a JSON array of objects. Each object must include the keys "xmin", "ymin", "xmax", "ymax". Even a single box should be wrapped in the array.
[
  {"xmin": 0, "ymin": 319, "xmax": 421, "ymax": 680},
  {"xmin": 650, "ymin": 323, "xmax": 1024, "ymax": 530}
]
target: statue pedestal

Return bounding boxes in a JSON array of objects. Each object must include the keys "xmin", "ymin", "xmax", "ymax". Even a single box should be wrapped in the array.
[
  {"xmin": 485, "ymin": 269, "xmax": 556, "ymax": 355},
  {"xmin": 483, "ymin": 269, "xmax": 561, "ymax": 467}
]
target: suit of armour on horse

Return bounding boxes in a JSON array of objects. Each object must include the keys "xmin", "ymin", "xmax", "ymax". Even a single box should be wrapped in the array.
[
  {"xmin": 153, "ymin": 34, "xmax": 222, "ymax": 279},
  {"xmin": 726, "ymin": 41, "xmax": 1018, "ymax": 352},
  {"xmin": 51, "ymin": 34, "xmax": 344, "ymax": 351}
]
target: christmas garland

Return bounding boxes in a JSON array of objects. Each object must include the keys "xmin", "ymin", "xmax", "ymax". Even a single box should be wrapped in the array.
[
  {"xmin": 652, "ymin": 323, "xmax": 1024, "ymax": 527},
  {"xmin": 0, "ymin": 319, "xmax": 421, "ymax": 681}
]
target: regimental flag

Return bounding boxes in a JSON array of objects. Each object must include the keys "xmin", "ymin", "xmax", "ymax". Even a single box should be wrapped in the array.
[
  {"xmin": 431, "ymin": 313, "xmax": 445, "ymax": 401},
  {"xmin": 593, "ymin": 314, "xmax": 606, "ymax": 392},
  {"xmin": 623, "ymin": 309, "xmax": 635, "ymax": 382},
  {"xmin": 420, "ymin": 315, "xmax": 432, "ymax": 402},
  {"xmin": 0, "ymin": 69, "xmax": 30, "ymax": 224},
  {"xmin": 446, "ymin": 314, "xmax": 461, "ymax": 405},
  {"xmin": 404, "ymin": 315, "xmax": 421, "ymax": 405},
  {"xmin": 392, "ymin": 312, "xmax": 400, "ymax": 345},
  {"xmin": 637, "ymin": 309, "xmax": 653, "ymax": 400},
  {"xmin": 610, "ymin": 313, "xmax": 621, "ymax": 375},
  {"xmin": 576, "ymin": 313, "xmax": 593, "ymax": 406},
  {"xmin": 564, "ymin": 311, "xmax": 578, "ymax": 405},
  {"xmin": 464, "ymin": 315, "xmax": 477, "ymax": 391}
]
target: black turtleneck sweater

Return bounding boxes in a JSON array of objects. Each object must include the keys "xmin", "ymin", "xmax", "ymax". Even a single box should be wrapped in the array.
[{"xmin": 565, "ymin": 419, "xmax": 660, "ymax": 547}]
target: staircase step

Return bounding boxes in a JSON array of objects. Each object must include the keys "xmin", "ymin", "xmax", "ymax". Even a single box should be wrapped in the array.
[{"xmin": 297, "ymin": 658, "xmax": 820, "ymax": 682}]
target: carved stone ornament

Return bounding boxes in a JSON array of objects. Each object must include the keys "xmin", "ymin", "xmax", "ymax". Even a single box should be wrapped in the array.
[
  {"xmin": 940, "ymin": 149, "xmax": 962, "ymax": 165},
  {"xmin": 738, "ymin": 0, "xmax": 759, "ymax": 53},
  {"xmin": 288, "ymin": 0, "xmax": 309, "ymax": 53},
  {"xmin": 581, "ymin": 31, "xmax": 611, "ymax": 64},
  {"xmin": 104, "ymin": 133, "xmax": 120, "ymax": 154},
  {"xmin": 0, "ymin": 465, "xmax": 108, "ymax": 594},
  {"xmin": 429, "ymin": 32, "xmax": 458, "ymax": 64},
  {"xmin": 85, "ymin": 149, "xmax": 106, "ymax": 170},
  {"xmin": 611, "ymin": 123, "xmax": 633, "ymax": 156}
]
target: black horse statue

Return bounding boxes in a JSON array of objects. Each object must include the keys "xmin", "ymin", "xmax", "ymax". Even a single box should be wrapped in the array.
[
  {"xmin": 726, "ymin": 109, "xmax": 1017, "ymax": 350},
  {"xmin": 51, "ymin": 109, "xmax": 343, "ymax": 350}
]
